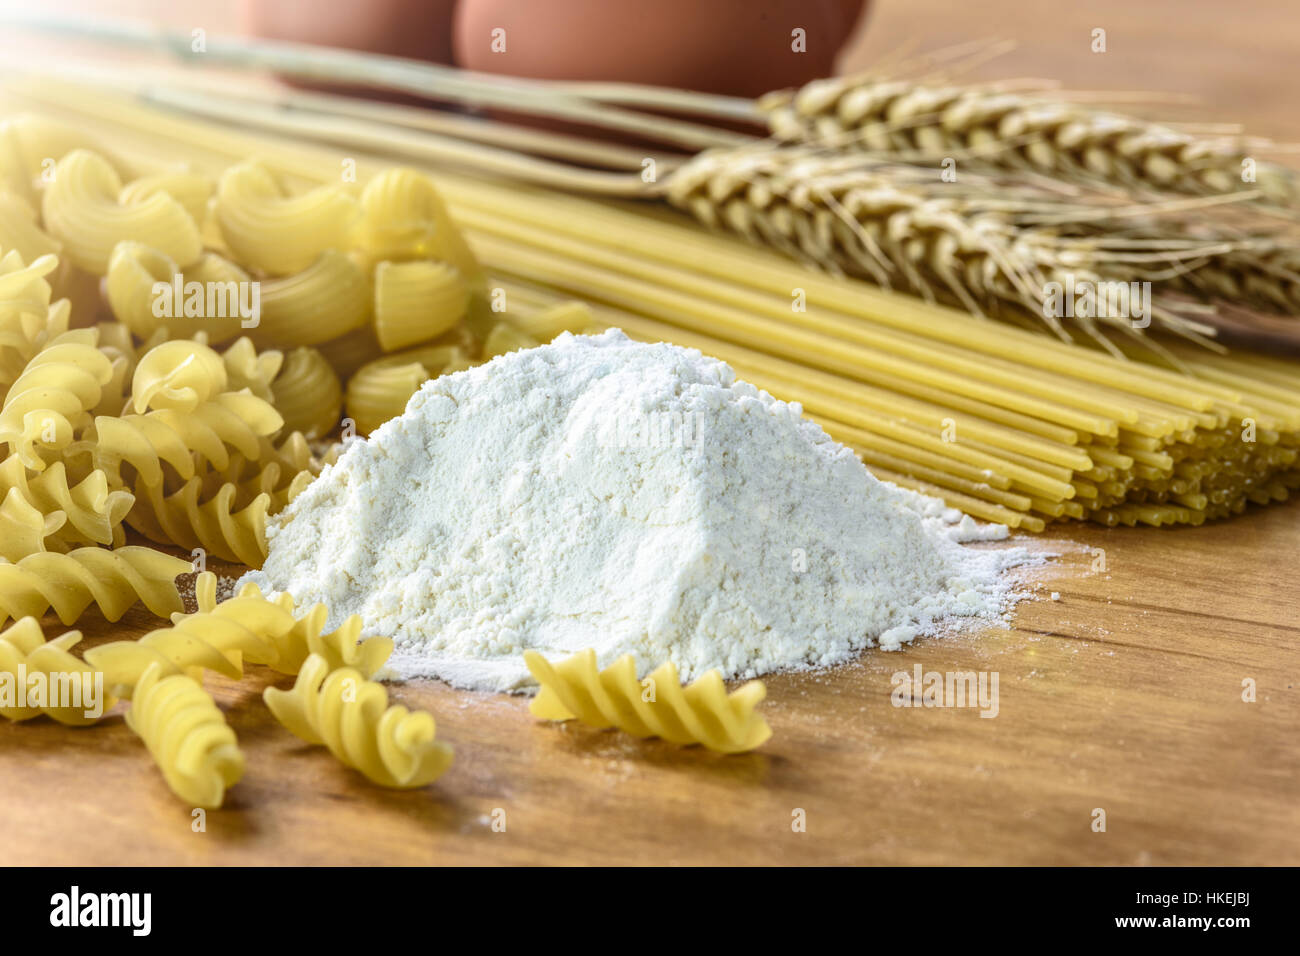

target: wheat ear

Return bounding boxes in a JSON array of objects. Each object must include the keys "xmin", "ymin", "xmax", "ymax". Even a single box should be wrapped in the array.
[{"xmin": 761, "ymin": 76, "xmax": 1296, "ymax": 204}]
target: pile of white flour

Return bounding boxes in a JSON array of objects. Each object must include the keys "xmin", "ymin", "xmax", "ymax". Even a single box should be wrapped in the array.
[{"xmin": 240, "ymin": 330, "xmax": 1034, "ymax": 691}]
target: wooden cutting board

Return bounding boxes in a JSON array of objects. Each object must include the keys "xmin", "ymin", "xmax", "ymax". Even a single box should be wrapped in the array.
[{"xmin": 3, "ymin": 498, "xmax": 1297, "ymax": 866}]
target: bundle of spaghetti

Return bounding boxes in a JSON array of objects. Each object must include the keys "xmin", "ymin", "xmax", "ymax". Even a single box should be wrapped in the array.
[{"xmin": 0, "ymin": 617, "xmax": 110, "ymax": 725}]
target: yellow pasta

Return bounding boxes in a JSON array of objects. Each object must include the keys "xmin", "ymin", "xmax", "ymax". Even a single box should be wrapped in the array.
[
  {"xmin": 372, "ymin": 259, "xmax": 469, "ymax": 351},
  {"xmin": 356, "ymin": 167, "xmax": 483, "ymax": 288},
  {"xmin": 0, "ymin": 250, "xmax": 67, "ymax": 394},
  {"xmin": 264, "ymin": 653, "xmax": 453, "ymax": 789},
  {"xmin": 270, "ymin": 346, "xmax": 342, "ymax": 438},
  {"xmin": 119, "ymin": 168, "xmax": 214, "ymax": 225},
  {"xmin": 344, "ymin": 344, "xmax": 464, "ymax": 435},
  {"xmin": 131, "ymin": 340, "xmax": 229, "ymax": 413},
  {"xmin": 41, "ymin": 150, "xmax": 201, "ymax": 275},
  {"xmin": 219, "ymin": 335, "xmax": 282, "ymax": 402},
  {"xmin": 214, "ymin": 159, "xmax": 358, "ymax": 275},
  {"xmin": 480, "ymin": 321, "xmax": 540, "ymax": 359},
  {"xmin": 188, "ymin": 573, "xmax": 393, "ymax": 678},
  {"xmin": 0, "ymin": 485, "xmax": 59, "ymax": 561},
  {"xmin": 313, "ymin": 323, "xmax": 385, "ymax": 379},
  {"xmin": 510, "ymin": 299, "xmax": 595, "ymax": 343},
  {"xmin": 0, "ymin": 328, "xmax": 113, "ymax": 470},
  {"xmin": 127, "ymin": 476, "xmax": 271, "ymax": 567},
  {"xmin": 83, "ymin": 389, "xmax": 284, "ymax": 487},
  {"xmin": 0, "ymin": 617, "xmax": 111, "ymax": 725},
  {"xmin": 198, "ymin": 431, "xmax": 319, "ymax": 514},
  {"xmin": 0, "ymin": 545, "xmax": 188, "ymax": 626},
  {"xmin": 0, "ymin": 189, "xmax": 61, "ymax": 263},
  {"xmin": 254, "ymin": 249, "xmax": 370, "ymax": 348},
  {"xmin": 125, "ymin": 662, "xmax": 244, "ymax": 809},
  {"xmin": 104, "ymin": 242, "xmax": 253, "ymax": 343},
  {"xmin": 524, "ymin": 649, "xmax": 772, "ymax": 754},
  {"xmin": 0, "ymin": 454, "xmax": 132, "ymax": 548}
]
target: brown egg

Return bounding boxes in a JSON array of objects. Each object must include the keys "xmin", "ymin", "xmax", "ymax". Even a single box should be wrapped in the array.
[
  {"xmin": 239, "ymin": 0, "xmax": 459, "ymax": 65},
  {"xmin": 454, "ymin": 0, "xmax": 869, "ymax": 97}
]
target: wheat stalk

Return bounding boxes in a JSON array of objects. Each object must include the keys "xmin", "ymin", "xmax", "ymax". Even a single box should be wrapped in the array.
[{"xmin": 760, "ymin": 75, "xmax": 1297, "ymax": 205}]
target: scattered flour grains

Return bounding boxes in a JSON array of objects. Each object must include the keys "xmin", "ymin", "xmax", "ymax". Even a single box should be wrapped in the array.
[{"xmin": 240, "ymin": 330, "xmax": 1034, "ymax": 691}]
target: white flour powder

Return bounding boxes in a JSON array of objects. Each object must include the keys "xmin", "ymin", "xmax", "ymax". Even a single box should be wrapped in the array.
[{"xmin": 241, "ymin": 330, "xmax": 1034, "ymax": 691}]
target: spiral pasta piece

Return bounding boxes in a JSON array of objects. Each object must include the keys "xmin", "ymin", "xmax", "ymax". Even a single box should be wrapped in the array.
[
  {"xmin": 128, "ymin": 476, "xmax": 271, "ymax": 567},
  {"xmin": 0, "ymin": 328, "xmax": 113, "ymax": 469},
  {"xmin": 131, "ymin": 340, "xmax": 228, "ymax": 413},
  {"xmin": 357, "ymin": 168, "xmax": 483, "ymax": 288},
  {"xmin": 215, "ymin": 159, "xmax": 358, "ymax": 275},
  {"xmin": 104, "ymin": 242, "xmax": 252, "ymax": 343},
  {"xmin": 188, "ymin": 573, "xmax": 392, "ymax": 678},
  {"xmin": 345, "ymin": 344, "xmax": 465, "ymax": 435},
  {"xmin": 41, "ymin": 150, "xmax": 201, "ymax": 275},
  {"xmin": 119, "ymin": 169, "xmax": 214, "ymax": 225},
  {"xmin": 198, "ymin": 431, "xmax": 319, "ymax": 513},
  {"xmin": 125, "ymin": 663, "xmax": 244, "ymax": 809},
  {"xmin": 0, "ymin": 251, "xmax": 65, "ymax": 391},
  {"xmin": 373, "ymin": 259, "xmax": 469, "ymax": 352},
  {"xmin": 219, "ymin": 336, "xmax": 282, "ymax": 402},
  {"xmin": 0, "ymin": 454, "xmax": 132, "ymax": 548},
  {"xmin": 0, "ymin": 486, "xmax": 61, "ymax": 561},
  {"xmin": 84, "ymin": 390, "xmax": 284, "ymax": 487},
  {"xmin": 0, "ymin": 545, "xmax": 188, "ymax": 626},
  {"xmin": 264, "ymin": 653, "xmax": 452, "ymax": 789},
  {"xmin": 270, "ymin": 347, "xmax": 341, "ymax": 438},
  {"xmin": 0, "ymin": 617, "xmax": 111, "ymax": 725},
  {"xmin": 524, "ymin": 649, "xmax": 772, "ymax": 754},
  {"xmin": 253, "ymin": 249, "xmax": 370, "ymax": 348}
]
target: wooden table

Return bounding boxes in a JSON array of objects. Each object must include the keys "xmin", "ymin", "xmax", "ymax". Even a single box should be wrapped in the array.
[
  {"xmin": 2, "ymin": 0, "xmax": 1298, "ymax": 866},
  {"xmin": 3, "ymin": 500, "xmax": 1297, "ymax": 866}
]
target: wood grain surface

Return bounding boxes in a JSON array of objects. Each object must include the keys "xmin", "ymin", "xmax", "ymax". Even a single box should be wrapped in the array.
[{"xmin": 1, "ymin": 0, "xmax": 1298, "ymax": 866}]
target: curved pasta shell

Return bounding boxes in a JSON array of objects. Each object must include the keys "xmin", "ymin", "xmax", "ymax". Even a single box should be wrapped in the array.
[
  {"xmin": 271, "ymin": 347, "xmax": 342, "ymax": 438},
  {"xmin": 344, "ymin": 344, "xmax": 464, "ymax": 435},
  {"xmin": 373, "ymin": 259, "xmax": 469, "ymax": 351},
  {"xmin": 253, "ymin": 249, "xmax": 370, "ymax": 348},
  {"xmin": 215, "ymin": 159, "xmax": 358, "ymax": 276},
  {"xmin": 105, "ymin": 242, "xmax": 253, "ymax": 343},
  {"xmin": 356, "ymin": 167, "xmax": 483, "ymax": 289},
  {"xmin": 42, "ymin": 150, "xmax": 201, "ymax": 275}
]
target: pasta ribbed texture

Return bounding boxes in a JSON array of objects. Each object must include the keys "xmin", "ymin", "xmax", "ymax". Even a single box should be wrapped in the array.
[
  {"xmin": 42, "ymin": 149, "xmax": 201, "ymax": 275},
  {"xmin": 105, "ymin": 242, "xmax": 252, "ymax": 343},
  {"xmin": 254, "ymin": 249, "xmax": 371, "ymax": 348},
  {"xmin": 270, "ymin": 347, "xmax": 342, "ymax": 438},
  {"xmin": 264, "ymin": 653, "xmax": 453, "ymax": 789},
  {"xmin": 344, "ymin": 344, "xmax": 464, "ymax": 435},
  {"xmin": 357, "ymin": 167, "xmax": 484, "ymax": 287},
  {"xmin": 0, "ymin": 546, "xmax": 188, "ymax": 626},
  {"xmin": 0, "ymin": 617, "xmax": 110, "ymax": 725},
  {"xmin": 525, "ymin": 649, "xmax": 772, "ymax": 754},
  {"xmin": 373, "ymin": 259, "xmax": 469, "ymax": 351},
  {"xmin": 125, "ymin": 662, "xmax": 244, "ymax": 809}
]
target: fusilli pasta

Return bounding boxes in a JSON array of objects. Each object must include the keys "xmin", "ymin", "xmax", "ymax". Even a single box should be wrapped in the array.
[
  {"xmin": 0, "ymin": 454, "xmax": 132, "ymax": 548},
  {"xmin": 104, "ymin": 242, "xmax": 252, "ymax": 343},
  {"xmin": 0, "ymin": 617, "xmax": 110, "ymax": 725},
  {"xmin": 0, "ymin": 545, "xmax": 188, "ymax": 626},
  {"xmin": 524, "ymin": 649, "xmax": 772, "ymax": 754},
  {"xmin": 130, "ymin": 340, "xmax": 228, "ymax": 413},
  {"xmin": 125, "ymin": 662, "xmax": 244, "ymax": 809},
  {"xmin": 264, "ymin": 653, "xmax": 453, "ymax": 788},
  {"xmin": 127, "ymin": 476, "xmax": 271, "ymax": 567}
]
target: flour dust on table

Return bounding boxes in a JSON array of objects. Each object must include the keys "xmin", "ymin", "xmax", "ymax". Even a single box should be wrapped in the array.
[{"xmin": 240, "ymin": 330, "xmax": 1038, "ymax": 691}]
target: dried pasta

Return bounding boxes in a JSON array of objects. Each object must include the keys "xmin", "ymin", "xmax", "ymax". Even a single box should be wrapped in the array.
[
  {"xmin": 373, "ymin": 259, "xmax": 469, "ymax": 351},
  {"xmin": 214, "ymin": 159, "xmax": 358, "ymax": 275},
  {"xmin": 0, "ymin": 454, "xmax": 132, "ymax": 548},
  {"xmin": 0, "ymin": 328, "xmax": 113, "ymax": 470},
  {"xmin": 41, "ymin": 150, "xmax": 201, "ymax": 275},
  {"xmin": 198, "ymin": 431, "xmax": 319, "ymax": 514},
  {"xmin": 219, "ymin": 336, "xmax": 282, "ymax": 402},
  {"xmin": 481, "ymin": 322, "xmax": 539, "ymax": 359},
  {"xmin": 510, "ymin": 300, "xmax": 594, "ymax": 343},
  {"xmin": 188, "ymin": 573, "xmax": 393, "ymax": 678},
  {"xmin": 119, "ymin": 168, "xmax": 214, "ymax": 225},
  {"xmin": 82, "ymin": 389, "xmax": 284, "ymax": 487},
  {"xmin": 0, "ymin": 250, "xmax": 67, "ymax": 393},
  {"xmin": 104, "ymin": 242, "xmax": 252, "ymax": 343},
  {"xmin": 125, "ymin": 662, "xmax": 244, "ymax": 809},
  {"xmin": 0, "ymin": 617, "xmax": 110, "ymax": 725},
  {"xmin": 0, "ymin": 189, "xmax": 61, "ymax": 264},
  {"xmin": 0, "ymin": 486, "xmax": 59, "ymax": 561},
  {"xmin": 356, "ymin": 167, "xmax": 483, "ymax": 288},
  {"xmin": 524, "ymin": 649, "xmax": 772, "ymax": 754},
  {"xmin": 270, "ymin": 347, "xmax": 342, "ymax": 438},
  {"xmin": 344, "ymin": 344, "xmax": 464, "ymax": 435},
  {"xmin": 0, "ymin": 545, "xmax": 188, "ymax": 626},
  {"xmin": 264, "ymin": 653, "xmax": 453, "ymax": 789},
  {"xmin": 131, "ymin": 340, "xmax": 229, "ymax": 413},
  {"xmin": 250, "ymin": 249, "xmax": 370, "ymax": 349},
  {"xmin": 127, "ymin": 476, "xmax": 271, "ymax": 567}
]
